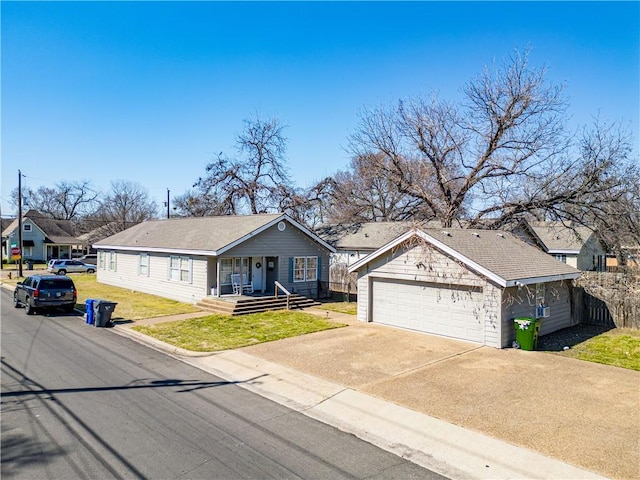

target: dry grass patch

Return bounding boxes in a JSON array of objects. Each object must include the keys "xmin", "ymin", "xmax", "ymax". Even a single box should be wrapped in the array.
[{"xmin": 133, "ymin": 310, "xmax": 346, "ymax": 352}]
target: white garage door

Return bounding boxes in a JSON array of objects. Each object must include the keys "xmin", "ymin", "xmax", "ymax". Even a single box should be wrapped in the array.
[{"xmin": 371, "ymin": 279, "xmax": 484, "ymax": 343}]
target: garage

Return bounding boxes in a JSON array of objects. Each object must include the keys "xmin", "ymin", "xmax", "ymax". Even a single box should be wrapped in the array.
[{"xmin": 371, "ymin": 278, "xmax": 484, "ymax": 343}]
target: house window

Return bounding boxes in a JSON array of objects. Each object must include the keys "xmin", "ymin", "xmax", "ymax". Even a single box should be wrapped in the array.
[
  {"xmin": 554, "ymin": 254, "xmax": 567, "ymax": 263},
  {"xmin": 109, "ymin": 251, "xmax": 117, "ymax": 271},
  {"xmin": 593, "ymin": 255, "xmax": 606, "ymax": 272},
  {"xmin": 98, "ymin": 251, "xmax": 106, "ymax": 270},
  {"xmin": 293, "ymin": 256, "xmax": 318, "ymax": 282},
  {"xmin": 23, "ymin": 224, "xmax": 31, "ymax": 232},
  {"xmin": 220, "ymin": 257, "xmax": 251, "ymax": 285},
  {"xmin": 169, "ymin": 256, "xmax": 191, "ymax": 283},
  {"xmin": 139, "ymin": 253, "xmax": 149, "ymax": 276}
]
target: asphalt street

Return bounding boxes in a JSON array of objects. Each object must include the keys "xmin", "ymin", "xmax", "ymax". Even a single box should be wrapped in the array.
[{"xmin": 0, "ymin": 288, "xmax": 444, "ymax": 480}]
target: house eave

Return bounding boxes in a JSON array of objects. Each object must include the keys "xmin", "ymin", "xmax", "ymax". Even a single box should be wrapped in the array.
[
  {"xmin": 547, "ymin": 249, "xmax": 580, "ymax": 255},
  {"xmin": 348, "ymin": 229, "xmax": 508, "ymax": 286},
  {"xmin": 504, "ymin": 272, "xmax": 581, "ymax": 287},
  {"xmin": 95, "ymin": 244, "xmax": 219, "ymax": 257},
  {"xmin": 216, "ymin": 213, "xmax": 336, "ymax": 255}
]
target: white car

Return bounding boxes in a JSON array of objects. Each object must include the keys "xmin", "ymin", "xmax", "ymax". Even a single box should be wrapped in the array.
[{"xmin": 47, "ymin": 259, "xmax": 96, "ymax": 275}]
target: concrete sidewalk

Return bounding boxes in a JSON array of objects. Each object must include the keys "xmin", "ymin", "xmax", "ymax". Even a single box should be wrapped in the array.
[{"xmin": 109, "ymin": 308, "xmax": 637, "ymax": 480}]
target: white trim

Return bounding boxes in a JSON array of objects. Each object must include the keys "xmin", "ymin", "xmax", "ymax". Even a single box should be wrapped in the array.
[
  {"xmin": 216, "ymin": 214, "xmax": 336, "ymax": 255},
  {"xmin": 349, "ymin": 228, "xmax": 582, "ymax": 287},
  {"xmin": 547, "ymin": 249, "xmax": 580, "ymax": 255},
  {"xmin": 505, "ymin": 272, "xmax": 581, "ymax": 287},
  {"xmin": 96, "ymin": 245, "xmax": 218, "ymax": 256},
  {"xmin": 94, "ymin": 213, "xmax": 336, "ymax": 257}
]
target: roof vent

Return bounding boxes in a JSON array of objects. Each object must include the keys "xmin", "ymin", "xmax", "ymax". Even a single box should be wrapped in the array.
[
  {"xmin": 442, "ymin": 231, "xmax": 451, "ymax": 237},
  {"xmin": 496, "ymin": 233, "xmax": 505, "ymax": 238},
  {"xmin": 471, "ymin": 232, "xmax": 480, "ymax": 237}
]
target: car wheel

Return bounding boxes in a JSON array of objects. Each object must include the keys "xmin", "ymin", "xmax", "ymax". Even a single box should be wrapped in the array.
[
  {"xmin": 87, "ymin": 269, "xmax": 95, "ymax": 274},
  {"xmin": 25, "ymin": 299, "xmax": 35, "ymax": 315},
  {"xmin": 58, "ymin": 269, "xmax": 67, "ymax": 275},
  {"xmin": 13, "ymin": 293, "xmax": 21, "ymax": 308},
  {"xmin": 64, "ymin": 304, "xmax": 76, "ymax": 313}
]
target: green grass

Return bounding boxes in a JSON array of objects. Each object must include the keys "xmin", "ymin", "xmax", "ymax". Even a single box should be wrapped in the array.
[
  {"xmin": 133, "ymin": 310, "xmax": 345, "ymax": 351},
  {"xmin": 2, "ymin": 271, "xmax": 199, "ymax": 320},
  {"xmin": 71, "ymin": 275, "xmax": 200, "ymax": 320},
  {"xmin": 4, "ymin": 270, "xmax": 638, "ymax": 368},
  {"xmin": 558, "ymin": 329, "xmax": 640, "ymax": 371}
]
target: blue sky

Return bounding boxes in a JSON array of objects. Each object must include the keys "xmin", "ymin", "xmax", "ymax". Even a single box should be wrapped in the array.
[{"xmin": 2, "ymin": 1, "xmax": 638, "ymax": 217}]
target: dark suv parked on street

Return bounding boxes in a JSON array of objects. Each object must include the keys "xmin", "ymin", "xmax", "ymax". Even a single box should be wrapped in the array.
[{"xmin": 14, "ymin": 274, "xmax": 77, "ymax": 315}]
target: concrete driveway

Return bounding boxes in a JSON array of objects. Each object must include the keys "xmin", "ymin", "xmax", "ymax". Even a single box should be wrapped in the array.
[{"xmin": 242, "ymin": 321, "xmax": 640, "ymax": 480}]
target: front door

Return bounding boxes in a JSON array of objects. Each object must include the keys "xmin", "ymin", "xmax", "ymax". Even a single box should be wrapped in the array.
[{"xmin": 265, "ymin": 257, "xmax": 278, "ymax": 294}]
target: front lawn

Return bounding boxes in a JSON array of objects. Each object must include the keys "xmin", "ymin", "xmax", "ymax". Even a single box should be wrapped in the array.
[
  {"xmin": 133, "ymin": 310, "xmax": 345, "ymax": 352},
  {"xmin": 2, "ymin": 272, "xmax": 200, "ymax": 320},
  {"xmin": 557, "ymin": 328, "xmax": 640, "ymax": 371},
  {"xmin": 317, "ymin": 301, "xmax": 357, "ymax": 315}
]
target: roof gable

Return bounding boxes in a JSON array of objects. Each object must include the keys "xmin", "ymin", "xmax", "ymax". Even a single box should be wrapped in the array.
[
  {"xmin": 94, "ymin": 213, "xmax": 335, "ymax": 254},
  {"xmin": 317, "ymin": 220, "xmax": 442, "ymax": 251},
  {"xmin": 522, "ymin": 221, "xmax": 596, "ymax": 253},
  {"xmin": 2, "ymin": 210, "xmax": 80, "ymax": 244},
  {"xmin": 349, "ymin": 227, "xmax": 581, "ymax": 287}
]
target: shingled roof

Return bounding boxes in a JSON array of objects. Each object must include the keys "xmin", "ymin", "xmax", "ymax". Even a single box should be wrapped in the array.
[
  {"xmin": 2, "ymin": 209, "xmax": 80, "ymax": 244},
  {"xmin": 349, "ymin": 227, "xmax": 581, "ymax": 287},
  {"xmin": 522, "ymin": 221, "xmax": 596, "ymax": 254},
  {"xmin": 94, "ymin": 213, "xmax": 335, "ymax": 255},
  {"xmin": 316, "ymin": 220, "xmax": 450, "ymax": 251}
]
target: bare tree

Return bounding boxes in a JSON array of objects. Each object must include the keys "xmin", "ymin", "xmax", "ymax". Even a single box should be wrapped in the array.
[
  {"xmin": 11, "ymin": 180, "xmax": 99, "ymax": 220},
  {"xmin": 320, "ymin": 152, "xmax": 430, "ymax": 224},
  {"xmin": 90, "ymin": 180, "xmax": 158, "ymax": 235},
  {"xmin": 348, "ymin": 50, "xmax": 637, "ymax": 234},
  {"xmin": 172, "ymin": 188, "xmax": 236, "ymax": 217},
  {"xmin": 193, "ymin": 115, "xmax": 292, "ymax": 214}
]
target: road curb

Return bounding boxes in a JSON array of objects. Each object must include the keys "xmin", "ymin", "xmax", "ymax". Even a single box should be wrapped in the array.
[{"xmin": 111, "ymin": 324, "xmax": 216, "ymax": 357}]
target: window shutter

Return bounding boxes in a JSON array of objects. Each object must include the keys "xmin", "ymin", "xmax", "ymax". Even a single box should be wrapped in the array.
[
  {"xmin": 317, "ymin": 256, "xmax": 321, "ymax": 280},
  {"xmin": 189, "ymin": 258, "xmax": 193, "ymax": 284},
  {"xmin": 167, "ymin": 256, "xmax": 171, "ymax": 280},
  {"xmin": 137, "ymin": 254, "xmax": 141, "ymax": 275},
  {"xmin": 289, "ymin": 257, "xmax": 293, "ymax": 283}
]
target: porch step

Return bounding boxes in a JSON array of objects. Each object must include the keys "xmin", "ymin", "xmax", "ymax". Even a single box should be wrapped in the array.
[{"xmin": 196, "ymin": 294, "xmax": 319, "ymax": 316}]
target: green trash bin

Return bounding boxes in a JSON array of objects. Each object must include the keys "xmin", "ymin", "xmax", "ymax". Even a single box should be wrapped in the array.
[{"xmin": 514, "ymin": 317, "xmax": 541, "ymax": 351}]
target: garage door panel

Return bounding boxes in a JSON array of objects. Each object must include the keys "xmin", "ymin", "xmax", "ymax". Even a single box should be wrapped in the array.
[{"xmin": 371, "ymin": 279, "xmax": 483, "ymax": 343}]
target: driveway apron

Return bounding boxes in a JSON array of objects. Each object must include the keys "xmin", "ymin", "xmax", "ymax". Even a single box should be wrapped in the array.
[{"xmin": 242, "ymin": 322, "xmax": 640, "ymax": 480}]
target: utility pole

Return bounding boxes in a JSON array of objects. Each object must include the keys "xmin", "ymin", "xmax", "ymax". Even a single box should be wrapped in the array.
[
  {"xmin": 165, "ymin": 189, "xmax": 170, "ymax": 219},
  {"xmin": 18, "ymin": 170, "xmax": 23, "ymax": 278}
]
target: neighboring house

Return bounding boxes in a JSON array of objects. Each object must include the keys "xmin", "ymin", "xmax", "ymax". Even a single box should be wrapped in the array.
[
  {"xmin": 512, "ymin": 220, "xmax": 607, "ymax": 271},
  {"xmin": 93, "ymin": 213, "xmax": 335, "ymax": 304},
  {"xmin": 1, "ymin": 209, "xmax": 82, "ymax": 262},
  {"xmin": 76, "ymin": 222, "xmax": 120, "ymax": 255},
  {"xmin": 317, "ymin": 221, "xmax": 418, "ymax": 266},
  {"xmin": 348, "ymin": 228, "xmax": 581, "ymax": 348}
]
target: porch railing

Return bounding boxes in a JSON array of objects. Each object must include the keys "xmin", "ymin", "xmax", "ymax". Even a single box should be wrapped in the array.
[{"xmin": 274, "ymin": 281, "xmax": 291, "ymax": 310}]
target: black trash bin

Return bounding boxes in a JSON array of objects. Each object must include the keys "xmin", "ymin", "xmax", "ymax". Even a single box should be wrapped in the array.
[
  {"xmin": 93, "ymin": 300, "xmax": 118, "ymax": 327},
  {"xmin": 26, "ymin": 260, "xmax": 34, "ymax": 270}
]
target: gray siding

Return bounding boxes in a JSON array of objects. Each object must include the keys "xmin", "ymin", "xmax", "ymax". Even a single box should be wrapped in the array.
[
  {"xmin": 97, "ymin": 250, "xmax": 208, "ymax": 304},
  {"xmin": 577, "ymin": 236, "xmax": 606, "ymax": 271},
  {"xmin": 356, "ymin": 242, "xmax": 503, "ymax": 348},
  {"xmin": 226, "ymin": 222, "xmax": 330, "ymax": 297},
  {"xmin": 95, "ymin": 220, "xmax": 333, "ymax": 302},
  {"xmin": 501, "ymin": 280, "xmax": 574, "ymax": 347}
]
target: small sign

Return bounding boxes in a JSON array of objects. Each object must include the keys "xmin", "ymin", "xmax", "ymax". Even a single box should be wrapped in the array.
[{"xmin": 11, "ymin": 247, "xmax": 21, "ymax": 256}]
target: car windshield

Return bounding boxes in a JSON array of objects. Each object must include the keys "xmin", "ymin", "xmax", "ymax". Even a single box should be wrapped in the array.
[{"xmin": 40, "ymin": 279, "xmax": 74, "ymax": 289}]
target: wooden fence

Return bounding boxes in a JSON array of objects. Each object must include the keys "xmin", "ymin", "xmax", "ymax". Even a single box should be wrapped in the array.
[{"xmin": 573, "ymin": 271, "xmax": 639, "ymax": 329}]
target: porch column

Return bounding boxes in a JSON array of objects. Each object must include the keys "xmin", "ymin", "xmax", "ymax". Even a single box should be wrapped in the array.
[{"xmin": 216, "ymin": 258, "xmax": 221, "ymax": 297}]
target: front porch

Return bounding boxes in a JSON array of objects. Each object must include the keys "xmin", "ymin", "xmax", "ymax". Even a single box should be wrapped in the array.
[{"xmin": 196, "ymin": 293, "xmax": 319, "ymax": 316}]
